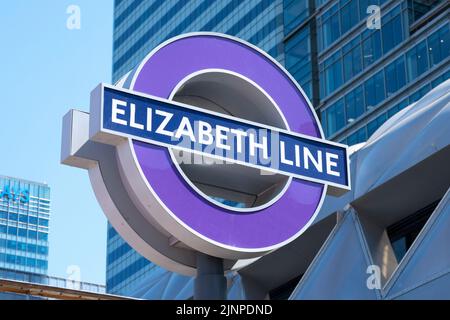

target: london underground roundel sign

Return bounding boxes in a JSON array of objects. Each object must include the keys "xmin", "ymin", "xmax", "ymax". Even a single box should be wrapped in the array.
[{"xmin": 62, "ymin": 33, "xmax": 350, "ymax": 274}]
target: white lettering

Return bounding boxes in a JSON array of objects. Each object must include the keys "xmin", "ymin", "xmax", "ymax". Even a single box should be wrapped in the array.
[
  {"xmin": 176, "ymin": 304, "xmax": 211, "ymax": 317},
  {"xmin": 174, "ymin": 117, "xmax": 196, "ymax": 142},
  {"xmin": 146, "ymin": 108, "xmax": 152, "ymax": 131},
  {"xmin": 155, "ymin": 110, "xmax": 174, "ymax": 137},
  {"xmin": 198, "ymin": 121, "xmax": 213, "ymax": 145},
  {"xmin": 230, "ymin": 128, "xmax": 247, "ymax": 153},
  {"xmin": 294, "ymin": 145, "xmax": 301, "ymax": 167},
  {"xmin": 129, "ymin": 103, "xmax": 144, "ymax": 130},
  {"xmin": 366, "ymin": 265, "xmax": 381, "ymax": 289},
  {"xmin": 216, "ymin": 125, "xmax": 230, "ymax": 150},
  {"xmin": 303, "ymin": 148, "xmax": 323, "ymax": 172},
  {"xmin": 366, "ymin": 5, "xmax": 381, "ymax": 30},
  {"xmin": 111, "ymin": 99, "xmax": 127, "ymax": 126},
  {"xmin": 280, "ymin": 141, "xmax": 293, "ymax": 166},
  {"xmin": 66, "ymin": 5, "xmax": 81, "ymax": 30},
  {"xmin": 249, "ymin": 133, "xmax": 268, "ymax": 159},
  {"xmin": 326, "ymin": 152, "xmax": 340, "ymax": 177}
]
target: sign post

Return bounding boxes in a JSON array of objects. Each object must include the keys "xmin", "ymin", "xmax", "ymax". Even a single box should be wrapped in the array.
[
  {"xmin": 61, "ymin": 33, "xmax": 350, "ymax": 299},
  {"xmin": 195, "ymin": 253, "xmax": 226, "ymax": 300}
]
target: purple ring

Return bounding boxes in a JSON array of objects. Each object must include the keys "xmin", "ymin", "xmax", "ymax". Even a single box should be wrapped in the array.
[{"xmin": 130, "ymin": 34, "xmax": 324, "ymax": 249}]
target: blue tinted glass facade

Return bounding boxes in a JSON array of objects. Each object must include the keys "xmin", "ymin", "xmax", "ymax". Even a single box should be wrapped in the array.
[
  {"xmin": 113, "ymin": 0, "xmax": 285, "ymax": 82},
  {"xmin": 285, "ymin": 27, "xmax": 313, "ymax": 99},
  {"xmin": 106, "ymin": 223, "xmax": 157, "ymax": 295},
  {"xmin": 285, "ymin": 0, "xmax": 449, "ymax": 145},
  {"xmin": 109, "ymin": 0, "xmax": 285, "ymax": 296},
  {"xmin": 0, "ymin": 176, "xmax": 50, "ymax": 275}
]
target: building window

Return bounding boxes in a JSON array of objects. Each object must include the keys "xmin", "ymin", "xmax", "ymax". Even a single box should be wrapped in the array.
[
  {"xmin": 427, "ymin": 24, "xmax": 450, "ymax": 68},
  {"xmin": 29, "ymin": 216, "xmax": 38, "ymax": 225},
  {"xmin": 319, "ymin": 3, "xmax": 340, "ymax": 51},
  {"xmin": 406, "ymin": 39, "xmax": 429, "ymax": 82},
  {"xmin": 407, "ymin": 0, "xmax": 443, "ymax": 24},
  {"xmin": 325, "ymin": 98, "xmax": 346, "ymax": 136},
  {"xmin": 340, "ymin": 0, "xmax": 359, "ymax": 35},
  {"xmin": 38, "ymin": 219, "xmax": 49, "ymax": 227},
  {"xmin": 318, "ymin": 3, "xmax": 409, "ymax": 100},
  {"xmin": 431, "ymin": 70, "xmax": 450, "ymax": 88},
  {"xmin": 321, "ymin": 51, "xmax": 343, "ymax": 97},
  {"xmin": 318, "ymin": 0, "xmax": 395, "ymax": 53},
  {"xmin": 6, "ymin": 255, "xmax": 15, "ymax": 264},
  {"xmin": 285, "ymin": 27, "xmax": 312, "ymax": 99},
  {"xmin": 36, "ymin": 259, "xmax": 48, "ymax": 270},
  {"xmin": 409, "ymin": 83, "xmax": 431, "ymax": 103},
  {"xmin": 284, "ymin": 0, "xmax": 309, "ymax": 35},
  {"xmin": 359, "ymin": 0, "xmax": 372, "ymax": 19},
  {"xmin": 381, "ymin": 5, "xmax": 404, "ymax": 54},
  {"xmin": 27, "ymin": 243, "xmax": 36, "ymax": 253},
  {"xmin": 387, "ymin": 98, "xmax": 409, "ymax": 118},
  {"xmin": 28, "ymin": 230, "xmax": 37, "ymax": 239},
  {"xmin": 315, "ymin": 0, "xmax": 328, "ymax": 9},
  {"xmin": 27, "ymin": 258, "xmax": 36, "ymax": 268},
  {"xmin": 345, "ymin": 85, "xmax": 365, "ymax": 124},
  {"xmin": 7, "ymin": 240, "xmax": 16, "ymax": 250},
  {"xmin": 37, "ymin": 246, "xmax": 48, "ymax": 255},
  {"xmin": 18, "ymin": 228, "xmax": 27, "ymax": 238},
  {"xmin": 364, "ymin": 70, "xmax": 385, "ymax": 110},
  {"xmin": 367, "ymin": 113, "xmax": 387, "ymax": 137},
  {"xmin": 320, "ymin": 22, "xmax": 449, "ymax": 137},
  {"xmin": 319, "ymin": 61, "xmax": 446, "ymax": 140},
  {"xmin": 343, "ymin": 37, "xmax": 362, "ymax": 82},
  {"xmin": 347, "ymin": 126, "xmax": 367, "ymax": 145},
  {"xmin": 385, "ymin": 56, "xmax": 407, "ymax": 97},
  {"xmin": 7, "ymin": 227, "xmax": 17, "ymax": 236},
  {"xmin": 387, "ymin": 200, "xmax": 439, "ymax": 262}
]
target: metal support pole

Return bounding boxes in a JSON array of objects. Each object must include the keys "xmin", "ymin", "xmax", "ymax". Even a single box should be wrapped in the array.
[{"xmin": 194, "ymin": 252, "xmax": 227, "ymax": 300}]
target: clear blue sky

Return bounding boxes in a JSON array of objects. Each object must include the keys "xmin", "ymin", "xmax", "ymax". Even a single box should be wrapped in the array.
[{"xmin": 0, "ymin": 1, "xmax": 113, "ymax": 284}]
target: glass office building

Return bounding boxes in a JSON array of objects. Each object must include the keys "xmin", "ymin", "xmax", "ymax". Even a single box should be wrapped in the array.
[
  {"xmin": 0, "ymin": 175, "xmax": 50, "ymax": 276},
  {"xmin": 112, "ymin": 0, "xmax": 285, "ymax": 82},
  {"xmin": 108, "ymin": 0, "xmax": 449, "ymax": 297},
  {"xmin": 284, "ymin": 0, "xmax": 449, "ymax": 144}
]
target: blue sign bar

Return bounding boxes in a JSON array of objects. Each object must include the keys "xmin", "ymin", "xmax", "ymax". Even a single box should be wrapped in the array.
[{"xmin": 99, "ymin": 85, "xmax": 350, "ymax": 189}]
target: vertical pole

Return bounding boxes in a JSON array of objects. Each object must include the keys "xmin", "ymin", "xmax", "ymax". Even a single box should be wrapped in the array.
[{"xmin": 194, "ymin": 252, "xmax": 227, "ymax": 300}]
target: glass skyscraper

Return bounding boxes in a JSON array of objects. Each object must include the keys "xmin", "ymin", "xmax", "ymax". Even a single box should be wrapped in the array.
[
  {"xmin": 108, "ymin": 0, "xmax": 449, "ymax": 297},
  {"xmin": 0, "ymin": 175, "xmax": 50, "ymax": 275},
  {"xmin": 112, "ymin": 0, "xmax": 285, "ymax": 82}
]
